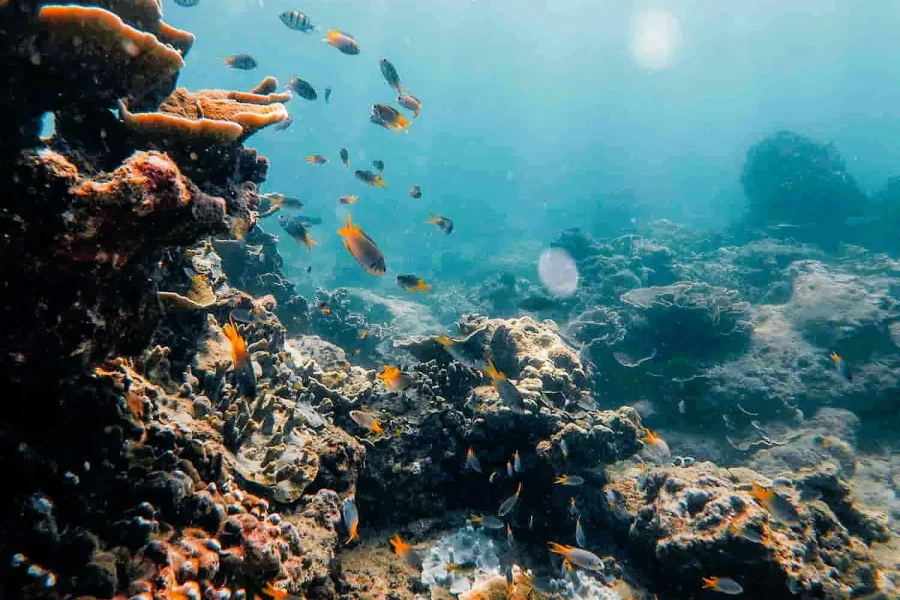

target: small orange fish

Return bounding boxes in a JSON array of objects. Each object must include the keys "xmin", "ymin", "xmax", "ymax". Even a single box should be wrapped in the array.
[
  {"xmin": 340, "ymin": 195, "xmax": 358, "ymax": 204},
  {"xmin": 547, "ymin": 542, "xmax": 603, "ymax": 571},
  {"xmin": 378, "ymin": 365, "xmax": 412, "ymax": 392},
  {"xmin": 324, "ymin": 29, "xmax": 360, "ymax": 55},
  {"xmin": 554, "ymin": 474, "xmax": 585, "ymax": 486},
  {"xmin": 349, "ymin": 410, "xmax": 382, "ymax": 434},
  {"xmin": 306, "ymin": 154, "xmax": 328, "ymax": 164},
  {"xmin": 321, "ymin": 307, "xmax": 331, "ymax": 314},
  {"xmin": 360, "ymin": 329, "xmax": 369, "ymax": 339},
  {"xmin": 701, "ymin": 576, "xmax": 744, "ymax": 595},
  {"xmin": 222, "ymin": 317, "xmax": 249, "ymax": 370},
  {"xmin": 343, "ymin": 497, "xmax": 359, "ymax": 544},
  {"xmin": 750, "ymin": 482, "xmax": 800, "ymax": 525},
  {"xmin": 337, "ymin": 214, "xmax": 386, "ymax": 276}
]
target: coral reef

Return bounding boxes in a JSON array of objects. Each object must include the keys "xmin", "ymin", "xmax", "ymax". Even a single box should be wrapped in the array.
[
  {"xmin": 602, "ymin": 458, "xmax": 891, "ymax": 599},
  {"xmin": 740, "ymin": 130, "xmax": 866, "ymax": 248}
]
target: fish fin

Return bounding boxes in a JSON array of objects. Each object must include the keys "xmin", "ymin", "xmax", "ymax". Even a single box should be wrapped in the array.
[
  {"xmin": 701, "ymin": 577, "xmax": 718, "ymax": 589},
  {"xmin": 371, "ymin": 419, "xmax": 383, "ymax": 434},
  {"xmin": 830, "ymin": 351, "xmax": 841, "ymax": 362},
  {"xmin": 554, "ymin": 476, "xmax": 566, "ymax": 485},
  {"xmin": 375, "ymin": 175, "xmax": 386, "ymax": 188},
  {"xmin": 416, "ymin": 280, "xmax": 431, "ymax": 292},
  {"xmin": 395, "ymin": 114, "xmax": 411, "ymax": 132},
  {"xmin": 337, "ymin": 214, "xmax": 358, "ymax": 237},
  {"xmin": 304, "ymin": 234, "xmax": 317, "ymax": 250}
]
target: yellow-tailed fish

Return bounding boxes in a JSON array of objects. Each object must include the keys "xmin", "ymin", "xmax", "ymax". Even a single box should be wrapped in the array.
[{"xmin": 337, "ymin": 214, "xmax": 386, "ymax": 276}]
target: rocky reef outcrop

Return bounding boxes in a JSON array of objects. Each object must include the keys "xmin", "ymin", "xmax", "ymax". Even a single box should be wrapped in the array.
[{"xmin": 740, "ymin": 130, "xmax": 866, "ymax": 249}]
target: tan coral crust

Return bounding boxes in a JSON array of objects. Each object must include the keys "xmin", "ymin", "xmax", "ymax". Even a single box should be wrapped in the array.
[
  {"xmin": 120, "ymin": 101, "xmax": 244, "ymax": 143},
  {"xmin": 251, "ymin": 76, "xmax": 280, "ymax": 95},
  {"xmin": 159, "ymin": 88, "xmax": 290, "ymax": 137},
  {"xmin": 37, "ymin": 5, "xmax": 184, "ymax": 75}
]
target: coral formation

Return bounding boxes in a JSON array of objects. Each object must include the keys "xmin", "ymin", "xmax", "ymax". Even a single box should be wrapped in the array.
[
  {"xmin": 602, "ymin": 458, "xmax": 891, "ymax": 598},
  {"xmin": 740, "ymin": 130, "xmax": 866, "ymax": 247}
]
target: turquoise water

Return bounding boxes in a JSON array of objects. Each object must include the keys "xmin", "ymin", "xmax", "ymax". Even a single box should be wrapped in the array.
[{"xmin": 166, "ymin": 0, "xmax": 900, "ymax": 294}]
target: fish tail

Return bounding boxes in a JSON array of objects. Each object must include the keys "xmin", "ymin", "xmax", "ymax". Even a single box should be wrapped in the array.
[
  {"xmin": 554, "ymin": 476, "xmax": 566, "ymax": 485},
  {"xmin": 371, "ymin": 419, "xmax": 383, "ymax": 434},
  {"xmin": 345, "ymin": 527, "xmax": 358, "ymax": 545},
  {"xmin": 483, "ymin": 358, "xmax": 505, "ymax": 380},
  {"xmin": 416, "ymin": 280, "xmax": 430, "ymax": 292},
  {"xmin": 547, "ymin": 541, "xmax": 571, "ymax": 555},
  {"xmin": 701, "ymin": 577, "xmax": 718, "ymax": 589},
  {"xmin": 304, "ymin": 234, "xmax": 317, "ymax": 250},
  {"xmin": 374, "ymin": 175, "xmax": 386, "ymax": 188},
  {"xmin": 395, "ymin": 114, "xmax": 411, "ymax": 132}
]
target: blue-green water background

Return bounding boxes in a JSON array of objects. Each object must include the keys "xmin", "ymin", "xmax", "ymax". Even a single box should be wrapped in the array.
[{"xmin": 164, "ymin": 0, "xmax": 900, "ymax": 299}]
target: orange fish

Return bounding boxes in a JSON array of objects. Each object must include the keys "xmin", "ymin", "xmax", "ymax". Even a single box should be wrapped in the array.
[
  {"xmin": 349, "ymin": 410, "xmax": 382, "ymax": 434},
  {"xmin": 378, "ymin": 365, "xmax": 412, "ymax": 392},
  {"xmin": 360, "ymin": 329, "xmax": 369, "ymax": 339},
  {"xmin": 701, "ymin": 576, "xmax": 744, "ymax": 595},
  {"xmin": 323, "ymin": 29, "xmax": 360, "ymax": 55},
  {"xmin": 222, "ymin": 317, "xmax": 249, "ymax": 370},
  {"xmin": 337, "ymin": 214, "xmax": 386, "ymax": 276}
]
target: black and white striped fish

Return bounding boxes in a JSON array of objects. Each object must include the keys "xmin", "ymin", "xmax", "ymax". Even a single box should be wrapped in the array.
[{"xmin": 279, "ymin": 10, "xmax": 317, "ymax": 33}]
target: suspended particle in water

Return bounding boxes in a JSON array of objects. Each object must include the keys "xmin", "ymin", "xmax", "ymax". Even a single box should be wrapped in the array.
[
  {"xmin": 630, "ymin": 8, "xmax": 681, "ymax": 70},
  {"xmin": 537, "ymin": 248, "xmax": 579, "ymax": 297}
]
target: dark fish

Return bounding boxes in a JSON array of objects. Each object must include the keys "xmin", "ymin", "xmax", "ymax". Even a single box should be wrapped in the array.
[
  {"xmin": 398, "ymin": 94, "xmax": 421, "ymax": 117},
  {"xmin": 279, "ymin": 10, "xmax": 316, "ymax": 33},
  {"xmin": 306, "ymin": 154, "xmax": 328, "ymax": 164},
  {"xmin": 324, "ymin": 30, "xmax": 360, "ymax": 55},
  {"xmin": 173, "ymin": 0, "xmax": 200, "ymax": 7},
  {"xmin": 288, "ymin": 77, "xmax": 317, "ymax": 100},
  {"xmin": 340, "ymin": 148, "xmax": 350, "ymax": 167},
  {"xmin": 306, "ymin": 266, "xmax": 312, "ymax": 273},
  {"xmin": 396, "ymin": 274, "xmax": 430, "ymax": 293},
  {"xmin": 751, "ymin": 483, "xmax": 800, "ymax": 526},
  {"xmin": 258, "ymin": 192, "xmax": 303, "ymax": 217},
  {"xmin": 373, "ymin": 159, "xmax": 384, "ymax": 173},
  {"xmin": 230, "ymin": 306, "xmax": 267, "ymax": 324},
  {"xmin": 223, "ymin": 54, "xmax": 257, "ymax": 70},
  {"xmin": 337, "ymin": 214, "xmax": 386, "ymax": 276},
  {"xmin": 379, "ymin": 58, "xmax": 405, "ymax": 93},
  {"xmin": 426, "ymin": 213, "xmax": 453, "ymax": 234},
  {"xmin": 370, "ymin": 104, "xmax": 410, "ymax": 132},
  {"xmin": 324, "ymin": 87, "xmax": 332, "ymax": 104},
  {"xmin": 408, "ymin": 185, "xmax": 421, "ymax": 199},
  {"xmin": 278, "ymin": 215, "xmax": 317, "ymax": 250},
  {"xmin": 274, "ymin": 116, "xmax": 294, "ymax": 132},
  {"xmin": 355, "ymin": 169, "xmax": 385, "ymax": 188}
]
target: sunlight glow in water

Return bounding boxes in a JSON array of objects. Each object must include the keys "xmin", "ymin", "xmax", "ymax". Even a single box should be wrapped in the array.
[
  {"xmin": 630, "ymin": 8, "xmax": 681, "ymax": 71},
  {"xmin": 537, "ymin": 248, "xmax": 579, "ymax": 297}
]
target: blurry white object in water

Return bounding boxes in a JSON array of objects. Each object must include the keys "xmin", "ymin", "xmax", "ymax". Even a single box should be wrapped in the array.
[
  {"xmin": 538, "ymin": 248, "xmax": 579, "ymax": 297},
  {"xmin": 631, "ymin": 8, "xmax": 681, "ymax": 70}
]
